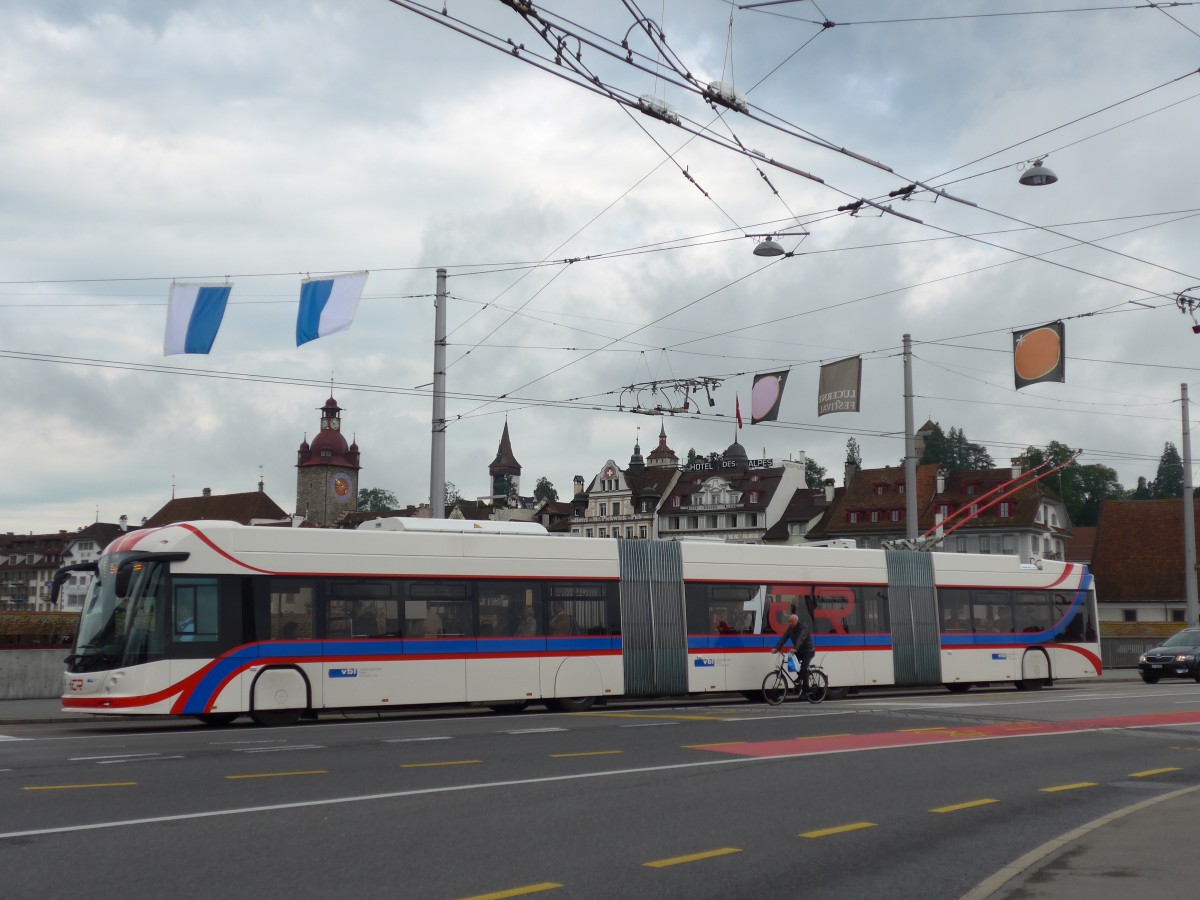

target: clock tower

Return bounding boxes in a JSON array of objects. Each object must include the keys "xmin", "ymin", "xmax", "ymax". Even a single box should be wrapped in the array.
[{"xmin": 295, "ymin": 395, "xmax": 361, "ymax": 527}]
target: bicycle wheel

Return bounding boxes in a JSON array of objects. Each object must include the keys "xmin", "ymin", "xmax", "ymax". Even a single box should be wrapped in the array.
[
  {"xmin": 762, "ymin": 669, "xmax": 788, "ymax": 706},
  {"xmin": 806, "ymin": 669, "xmax": 829, "ymax": 704}
]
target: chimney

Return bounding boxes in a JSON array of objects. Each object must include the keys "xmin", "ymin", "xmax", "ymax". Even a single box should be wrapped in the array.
[
  {"xmin": 202, "ymin": 488, "xmax": 212, "ymax": 497},
  {"xmin": 118, "ymin": 515, "xmax": 128, "ymax": 533},
  {"xmin": 936, "ymin": 469, "xmax": 947, "ymax": 494},
  {"xmin": 1011, "ymin": 455, "xmax": 1025, "ymax": 478},
  {"xmin": 823, "ymin": 478, "xmax": 835, "ymax": 503}
]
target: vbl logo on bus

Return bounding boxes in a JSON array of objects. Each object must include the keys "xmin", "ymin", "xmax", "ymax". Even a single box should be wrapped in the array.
[{"xmin": 329, "ymin": 668, "xmax": 358, "ymax": 678}]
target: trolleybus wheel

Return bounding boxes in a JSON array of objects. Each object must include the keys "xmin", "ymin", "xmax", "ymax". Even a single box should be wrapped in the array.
[
  {"xmin": 545, "ymin": 697, "xmax": 596, "ymax": 713},
  {"xmin": 823, "ymin": 686, "xmax": 849, "ymax": 701},
  {"xmin": 251, "ymin": 707, "xmax": 304, "ymax": 727},
  {"xmin": 944, "ymin": 682, "xmax": 972, "ymax": 693},
  {"xmin": 197, "ymin": 713, "xmax": 239, "ymax": 726}
]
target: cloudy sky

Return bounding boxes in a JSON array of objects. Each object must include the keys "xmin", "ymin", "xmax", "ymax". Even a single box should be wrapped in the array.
[{"xmin": 4, "ymin": 0, "xmax": 1200, "ymax": 535}]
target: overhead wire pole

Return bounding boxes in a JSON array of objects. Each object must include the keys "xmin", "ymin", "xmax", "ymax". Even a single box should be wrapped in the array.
[
  {"xmin": 430, "ymin": 267, "xmax": 448, "ymax": 518},
  {"xmin": 904, "ymin": 334, "xmax": 918, "ymax": 539},
  {"xmin": 1182, "ymin": 383, "xmax": 1198, "ymax": 627}
]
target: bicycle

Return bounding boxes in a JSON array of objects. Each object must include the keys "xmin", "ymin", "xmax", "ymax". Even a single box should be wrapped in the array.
[{"xmin": 762, "ymin": 651, "xmax": 829, "ymax": 705}]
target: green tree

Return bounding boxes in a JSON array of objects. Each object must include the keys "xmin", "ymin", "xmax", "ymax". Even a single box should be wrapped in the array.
[
  {"xmin": 494, "ymin": 474, "xmax": 517, "ymax": 503},
  {"xmin": 920, "ymin": 423, "xmax": 991, "ymax": 471},
  {"xmin": 804, "ymin": 457, "xmax": 827, "ymax": 489},
  {"xmin": 443, "ymin": 481, "xmax": 460, "ymax": 507},
  {"xmin": 845, "ymin": 438, "xmax": 862, "ymax": 468},
  {"xmin": 534, "ymin": 476, "xmax": 558, "ymax": 502},
  {"xmin": 357, "ymin": 487, "xmax": 398, "ymax": 512},
  {"xmin": 1153, "ymin": 442, "xmax": 1185, "ymax": 499},
  {"xmin": 1023, "ymin": 441, "xmax": 1123, "ymax": 526},
  {"xmin": 1131, "ymin": 476, "xmax": 1154, "ymax": 500}
]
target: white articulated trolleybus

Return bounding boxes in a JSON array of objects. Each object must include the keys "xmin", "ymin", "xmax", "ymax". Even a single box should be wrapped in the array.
[{"xmin": 58, "ymin": 518, "xmax": 1100, "ymax": 726}]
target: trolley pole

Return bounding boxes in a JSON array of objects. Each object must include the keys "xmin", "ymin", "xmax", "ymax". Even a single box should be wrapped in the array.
[
  {"xmin": 429, "ymin": 268, "xmax": 448, "ymax": 519},
  {"xmin": 903, "ymin": 334, "xmax": 918, "ymax": 540},
  {"xmin": 1182, "ymin": 383, "xmax": 1198, "ymax": 627}
]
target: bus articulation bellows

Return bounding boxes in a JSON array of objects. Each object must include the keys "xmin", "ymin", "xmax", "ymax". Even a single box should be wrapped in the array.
[{"xmin": 60, "ymin": 518, "xmax": 1099, "ymax": 726}]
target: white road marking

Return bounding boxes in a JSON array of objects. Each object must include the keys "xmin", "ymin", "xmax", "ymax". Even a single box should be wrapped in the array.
[
  {"xmin": 0, "ymin": 736, "xmax": 29, "ymax": 742},
  {"xmin": 620, "ymin": 722, "xmax": 679, "ymax": 728},
  {"xmin": 69, "ymin": 753, "xmax": 160, "ymax": 762},
  {"xmin": 98, "ymin": 756, "xmax": 185, "ymax": 764},
  {"xmin": 233, "ymin": 745, "xmax": 324, "ymax": 754},
  {"xmin": 383, "ymin": 736, "xmax": 452, "ymax": 743},
  {"xmin": 506, "ymin": 727, "xmax": 568, "ymax": 735}
]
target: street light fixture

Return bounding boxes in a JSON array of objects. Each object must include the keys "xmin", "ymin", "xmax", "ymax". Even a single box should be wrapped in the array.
[
  {"xmin": 1018, "ymin": 159, "xmax": 1058, "ymax": 186},
  {"xmin": 752, "ymin": 238, "xmax": 785, "ymax": 257}
]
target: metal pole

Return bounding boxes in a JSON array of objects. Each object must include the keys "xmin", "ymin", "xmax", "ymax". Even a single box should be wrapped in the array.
[
  {"xmin": 903, "ymin": 334, "xmax": 918, "ymax": 539},
  {"xmin": 429, "ymin": 268, "xmax": 448, "ymax": 518},
  {"xmin": 1182, "ymin": 383, "xmax": 1198, "ymax": 627}
]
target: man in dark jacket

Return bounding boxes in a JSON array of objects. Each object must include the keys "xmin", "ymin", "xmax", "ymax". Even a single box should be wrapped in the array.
[{"xmin": 773, "ymin": 613, "xmax": 815, "ymax": 696}]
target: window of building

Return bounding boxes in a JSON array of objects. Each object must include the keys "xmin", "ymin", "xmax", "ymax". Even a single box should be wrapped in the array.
[
  {"xmin": 935, "ymin": 503, "xmax": 951, "ymax": 518},
  {"xmin": 889, "ymin": 509, "xmax": 901, "ymax": 523},
  {"xmin": 670, "ymin": 517, "xmax": 680, "ymax": 530},
  {"xmin": 870, "ymin": 510, "xmax": 880, "ymax": 523},
  {"xmin": 598, "ymin": 502, "xmax": 607, "ymax": 517},
  {"xmin": 1171, "ymin": 609, "xmax": 1186, "ymax": 623},
  {"xmin": 625, "ymin": 526, "xmax": 633, "ymax": 538},
  {"xmin": 707, "ymin": 515, "xmax": 719, "ymax": 529},
  {"xmin": 874, "ymin": 483, "xmax": 887, "ymax": 495},
  {"xmin": 1123, "ymin": 609, "xmax": 1138, "ymax": 623},
  {"xmin": 585, "ymin": 528, "xmax": 593, "ymax": 537},
  {"xmin": 1002, "ymin": 535, "xmax": 1016, "ymax": 554},
  {"xmin": 638, "ymin": 526, "xmax": 647, "ymax": 539},
  {"xmin": 969, "ymin": 503, "xmax": 979, "ymax": 516},
  {"xmin": 598, "ymin": 527, "xmax": 607, "ymax": 537},
  {"xmin": 898, "ymin": 483, "xmax": 905, "ymax": 495},
  {"xmin": 978, "ymin": 537, "xmax": 992, "ymax": 554},
  {"xmin": 998, "ymin": 501, "xmax": 1011, "ymax": 518},
  {"xmin": 612, "ymin": 502, "xmax": 621, "ymax": 516},
  {"xmin": 748, "ymin": 513, "xmax": 758, "ymax": 527},
  {"xmin": 966, "ymin": 483, "xmax": 978, "ymax": 496},
  {"xmin": 749, "ymin": 491, "xmax": 759, "ymax": 503},
  {"xmin": 1050, "ymin": 510, "xmax": 1059, "ymax": 527},
  {"xmin": 673, "ymin": 496, "xmax": 681, "ymax": 508},
  {"xmin": 727, "ymin": 514, "xmax": 738, "ymax": 528},
  {"xmin": 848, "ymin": 512, "xmax": 859, "ymax": 524},
  {"xmin": 688, "ymin": 516, "xmax": 699, "ymax": 529},
  {"xmin": 956, "ymin": 536, "xmax": 968, "ymax": 553}
]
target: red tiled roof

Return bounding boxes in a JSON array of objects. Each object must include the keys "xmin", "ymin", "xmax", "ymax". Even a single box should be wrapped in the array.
[
  {"xmin": 144, "ymin": 491, "xmax": 289, "ymax": 528},
  {"xmin": 1091, "ymin": 499, "xmax": 1200, "ymax": 603}
]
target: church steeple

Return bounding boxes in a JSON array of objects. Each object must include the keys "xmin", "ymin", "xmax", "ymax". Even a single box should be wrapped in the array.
[
  {"xmin": 489, "ymin": 421, "xmax": 522, "ymax": 499},
  {"xmin": 295, "ymin": 394, "xmax": 361, "ymax": 527}
]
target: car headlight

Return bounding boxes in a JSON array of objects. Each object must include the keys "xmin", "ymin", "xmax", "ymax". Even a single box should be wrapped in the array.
[
  {"xmin": 1139, "ymin": 655, "xmax": 1149, "ymax": 663},
  {"xmin": 1176, "ymin": 654, "xmax": 1196, "ymax": 662}
]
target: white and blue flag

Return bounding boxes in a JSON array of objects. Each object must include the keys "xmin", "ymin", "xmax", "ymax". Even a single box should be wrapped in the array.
[
  {"xmin": 296, "ymin": 271, "xmax": 368, "ymax": 346},
  {"xmin": 164, "ymin": 283, "xmax": 232, "ymax": 356}
]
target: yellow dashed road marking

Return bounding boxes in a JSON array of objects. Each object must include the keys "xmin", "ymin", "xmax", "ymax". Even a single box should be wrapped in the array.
[
  {"xmin": 23, "ymin": 782, "xmax": 136, "ymax": 791},
  {"xmin": 1130, "ymin": 767, "xmax": 1182, "ymax": 778},
  {"xmin": 930, "ymin": 798, "xmax": 999, "ymax": 814},
  {"xmin": 455, "ymin": 883, "xmax": 563, "ymax": 899},
  {"xmin": 401, "ymin": 759, "xmax": 482, "ymax": 768},
  {"xmin": 643, "ymin": 847, "xmax": 742, "ymax": 868},
  {"xmin": 800, "ymin": 822, "xmax": 877, "ymax": 838},
  {"xmin": 1040, "ymin": 782, "xmax": 1096, "ymax": 793}
]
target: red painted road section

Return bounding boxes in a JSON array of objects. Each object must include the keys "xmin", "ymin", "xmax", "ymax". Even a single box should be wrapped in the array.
[{"xmin": 701, "ymin": 710, "xmax": 1200, "ymax": 759}]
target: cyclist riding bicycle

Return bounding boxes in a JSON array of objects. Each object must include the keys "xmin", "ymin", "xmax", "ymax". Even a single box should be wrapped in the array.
[{"xmin": 772, "ymin": 613, "xmax": 815, "ymax": 697}]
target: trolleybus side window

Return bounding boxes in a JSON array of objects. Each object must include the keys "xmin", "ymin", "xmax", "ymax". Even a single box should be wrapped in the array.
[
  {"xmin": 1013, "ymin": 591, "xmax": 1054, "ymax": 633},
  {"xmin": 325, "ymin": 580, "xmax": 398, "ymax": 639},
  {"xmin": 863, "ymin": 589, "xmax": 890, "ymax": 635},
  {"xmin": 269, "ymin": 578, "xmax": 314, "ymax": 639},
  {"xmin": 173, "ymin": 577, "xmax": 220, "ymax": 642},
  {"xmin": 478, "ymin": 581, "xmax": 541, "ymax": 638},
  {"xmin": 685, "ymin": 584, "xmax": 759, "ymax": 634},
  {"xmin": 972, "ymin": 591, "xmax": 1011, "ymax": 633},
  {"xmin": 812, "ymin": 585, "xmax": 863, "ymax": 635},
  {"xmin": 123, "ymin": 562, "xmax": 168, "ymax": 666},
  {"xmin": 407, "ymin": 581, "xmax": 472, "ymax": 638},
  {"xmin": 764, "ymin": 585, "xmax": 811, "ymax": 635},
  {"xmin": 1055, "ymin": 591, "xmax": 1094, "ymax": 643},
  {"xmin": 939, "ymin": 589, "xmax": 972, "ymax": 633},
  {"xmin": 546, "ymin": 583, "xmax": 613, "ymax": 635}
]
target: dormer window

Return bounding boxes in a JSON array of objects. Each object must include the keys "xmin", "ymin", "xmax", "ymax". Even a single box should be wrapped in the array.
[
  {"xmin": 890, "ymin": 509, "xmax": 902, "ymax": 522},
  {"xmin": 873, "ymin": 483, "xmax": 887, "ymax": 496},
  {"xmin": 998, "ymin": 501, "xmax": 1011, "ymax": 518},
  {"xmin": 935, "ymin": 502, "xmax": 951, "ymax": 518},
  {"xmin": 898, "ymin": 483, "xmax": 905, "ymax": 495},
  {"xmin": 966, "ymin": 483, "xmax": 979, "ymax": 496},
  {"xmin": 848, "ymin": 512, "xmax": 859, "ymax": 524},
  {"xmin": 870, "ymin": 510, "xmax": 880, "ymax": 523},
  {"xmin": 748, "ymin": 492, "xmax": 759, "ymax": 504},
  {"xmin": 672, "ymin": 496, "xmax": 681, "ymax": 508}
]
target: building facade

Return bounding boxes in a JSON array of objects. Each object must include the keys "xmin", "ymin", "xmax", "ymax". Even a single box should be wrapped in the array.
[
  {"xmin": 0, "ymin": 532, "xmax": 68, "ymax": 611},
  {"xmin": 571, "ymin": 426, "xmax": 680, "ymax": 540}
]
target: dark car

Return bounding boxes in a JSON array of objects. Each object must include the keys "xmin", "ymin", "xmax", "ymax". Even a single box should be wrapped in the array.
[{"xmin": 1139, "ymin": 628, "xmax": 1200, "ymax": 683}]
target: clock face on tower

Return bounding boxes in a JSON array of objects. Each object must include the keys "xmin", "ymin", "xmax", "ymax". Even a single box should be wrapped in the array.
[
  {"xmin": 330, "ymin": 418, "xmax": 340, "ymax": 431},
  {"xmin": 332, "ymin": 474, "xmax": 351, "ymax": 498}
]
